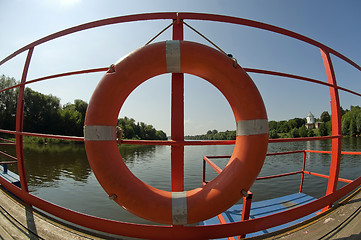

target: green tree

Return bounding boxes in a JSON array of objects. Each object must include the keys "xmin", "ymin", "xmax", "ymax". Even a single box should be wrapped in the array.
[
  {"xmin": 320, "ymin": 111, "xmax": 331, "ymax": 123},
  {"xmin": 0, "ymin": 75, "xmax": 18, "ymax": 130},
  {"xmin": 278, "ymin": 121, "xmax": 290, "ymax": 133},
  {"xmin": 269, "ymin": 121, "xmax": 278, "ymax": 131},
  {"xmin": 58, "ymin": 100, "xmax": 89, "ymax": 137},
  {"xmin": 288, "ymin": 119, "xmax": 298, "ymax": 129},
  {"xmin": 23, "ymin": 88, "xmax": 61, "ymax": 134},
  {"xmin": 156, "ymin": 130, "xmax": 167, "ymax": 140},
  {"xmin": 356, "ymin": 114, "xmax": 361, "ymax": 134},
  {"xmin": 341, "ymin": 106, "xmax": 361, "ymax": 136},
  {"xmin": 342, "ymin": 116, "xmax": 350, "ymax": 136},
  {"xmin": 59, "ymin": 105, "xmax": 82, "ymax": 136},
  {"xmin": 74, "ymin": 99, "xmax": 88, "ymax": 126},
  {"xmin": 288, "ymin": 128, "xmax": 299, "ymax": 138},
  {"xmin": 340, "ymin": 106, "xmax": 347, "ymax": 117},
  {"xmin": 290, "ymin": 118, "xmax": 305, "ymax": 128},
  {"xmin": 117, "ymin": 117, "xmax": 167, "ymax": 140},
  {"xmin": 349, "ymin": 118, "xmax": 357, "ymax": 137},
  {"xmin": 319, "ymin": 123, "xmax": 328, "ymax": 136},
  {"xmin": 299, "ymin": 125, "xmax": 307, "ymax": 137},
  {"xmin": 269, "ymin": 129, "xmax": 279, "ymax": 139},
  {"xmin": 326, "ymin": 121, "xmax": 332, "ymax": 136},
  {"xmin": 307, "ymin": 128, "xmax": 315, "ymax": 137}
]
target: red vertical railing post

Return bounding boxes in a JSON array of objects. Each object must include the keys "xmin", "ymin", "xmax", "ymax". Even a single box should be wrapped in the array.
[
  {"xmin": 202, "ymin": 156, "xmax": 206, "ymax": 185},
  {"xmin": 299, "ymin": 151, "xmax": 306, "ymax": 193},
  {"xmin": 15, "ymin": 47, "xmax": 34, "ymax": 192},
  {"xmin": 239, "ymin": 191, "xmax": 253, "ymax": 239},
  {"xmin": 170, "ymin": 17, "xmax": 184, "ymax": 192},
  {"xmin": 320, "ymin": 49, "xmax": 342, "ymax": 211}
]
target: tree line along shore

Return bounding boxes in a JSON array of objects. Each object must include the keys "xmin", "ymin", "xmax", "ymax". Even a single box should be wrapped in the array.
[
  {"xmin": 186, "ymin": 106, "xmax": 361, "ymax": 140},
  {"xmin": 0, "ymin": 75, "xmax": 167, "ymax": 143},
  {"xmin": 1, "ymin": 75, "xmax": 360, "ymax": 143}
]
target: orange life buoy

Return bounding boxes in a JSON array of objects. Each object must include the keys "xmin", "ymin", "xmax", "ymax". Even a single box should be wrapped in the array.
[{"xmin": 84, "ymin": 41, "xmax": 268, "ymax": 225}]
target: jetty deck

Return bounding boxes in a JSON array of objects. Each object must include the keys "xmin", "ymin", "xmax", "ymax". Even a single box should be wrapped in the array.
[
  {"xmin": 0, "ymin": 186, "xmax": 110, "ymax": 240},
  {"xmin": 1, "ymin": 185, "xmax": 360, "ymax": 239},
  {"xmin": 255, "ymin": 187, "xmax": 361, "ymax": 240}
]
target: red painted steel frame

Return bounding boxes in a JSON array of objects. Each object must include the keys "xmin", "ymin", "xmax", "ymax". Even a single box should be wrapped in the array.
[
  {"xmin": 171, "ymin": 18, "xmax": 184, "ymax": 192},
  {"xmin": 299, "ymin": 151, "xmax": 307, "ymax": 192},
  {"xmin": 0, "ymin": 12, "xmax": 361, "ymax": 239},
  {"xmin": 321, "ymin": 49, "xmax": 342, "ymax": 211},
  {"xmin": 240, "ymin": 192, "xmax": 253, "ymax": 239},
  {"xmin": 1, "ymin": 173, "xmax": 360, "ymax": 240},
  {"xmin": 14, "ymin": 48, "xmax": 33, "ymax": 192}
]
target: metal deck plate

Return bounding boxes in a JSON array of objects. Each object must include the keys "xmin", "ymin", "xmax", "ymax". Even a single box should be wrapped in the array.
[{"xmin": 199, "ymin": 192, "xmax": 320, "ymax": 238}]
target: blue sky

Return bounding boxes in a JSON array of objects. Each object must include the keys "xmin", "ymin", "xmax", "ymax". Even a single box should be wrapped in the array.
[{"xmin": 0, "ymin": 0, "xmax": 360, "ymax": 135}]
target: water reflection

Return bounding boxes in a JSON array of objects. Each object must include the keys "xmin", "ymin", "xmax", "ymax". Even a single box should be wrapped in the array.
[
  {"xmin": 22, "ymin": 144, "xmax": 90, "ymax": 188},
  {"xmin": 3, "ymin": 143, "xmax": 166, "ymax": 189},
  {"xmin": 119, "ymin": 144, "xmax": 157, "ymax": 166}
]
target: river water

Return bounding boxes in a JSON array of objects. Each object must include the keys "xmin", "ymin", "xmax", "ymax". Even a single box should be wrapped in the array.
[{"xmin": 2, "ymin": 138, "xmax": 361, "ymax": 225}]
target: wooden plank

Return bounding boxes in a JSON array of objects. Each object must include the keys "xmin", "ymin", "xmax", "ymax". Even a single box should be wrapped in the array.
[
  {"xmin": 0, "ymin": 205, "xmax": 37, "ymax": 239},
  {"xmin": 0, "ymin": 187, "xmax": 114, "ymax": 240}
]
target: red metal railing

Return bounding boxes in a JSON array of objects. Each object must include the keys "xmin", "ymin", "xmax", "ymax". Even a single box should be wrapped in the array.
[
  {"xmin": 203, "ymin": 149, "xmax": 357, "ymax": 191},
  {"xmin": 202, "ymin": 149, "xmax": 359, "ymax": 238},
  {"xmin": 0, "ymin": 12, "xmax": 360, "ymax": 239}
]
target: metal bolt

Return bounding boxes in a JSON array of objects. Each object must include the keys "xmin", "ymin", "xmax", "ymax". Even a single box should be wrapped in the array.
[
  {"xmin": 109, "ymin": 194, "xmax": 117, "ymax": 200},
  {"xmin": 227, "ymin": 54, "xmax": 237, "ymax": 68},
  {"xmin": 108, "ymin": 64, "xmax": 116, "ymax": 73},
  {"xmin": 116, "ymin": 126, "xmax": 122, "ymax": 145},
  {"xmin": 241, "ymin": 189, "xmax": 248, "ymax": 197},
  {"xmin": 232, "ymin": 58, "xmax": 237, "ymax": 68}
]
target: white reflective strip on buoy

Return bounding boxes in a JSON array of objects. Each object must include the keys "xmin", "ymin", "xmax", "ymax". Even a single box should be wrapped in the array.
[
  {"xmin": 166, "ymin": 40, "xmax": 181, "ymax": 73},
  {"xmin": 84, "ymin": 125, "xmax": 117, "ymax": 141},
  {"xmin": 172, "ymin": 191, "xmax": 187, "ymax": 225},
  {"xmin": 236, "ymin": 119, "xmax": 269, "ymax": 136}
]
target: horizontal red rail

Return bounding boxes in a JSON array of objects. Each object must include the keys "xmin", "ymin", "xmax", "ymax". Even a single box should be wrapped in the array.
[
  {"xmin": 1, "ymin": 13, "xmax": 360, "ymax": 72},
  {"xmin": 2, "ymin": 66, "xmax": 359, "ymax": 101},
  {"xmin": 121, "ymin": 139, "xmax": 236, "ymax": 146},
  {"xmin": 205, "ymin": 155, "xmax": 230, "ymax": 159},
  {"xmin": 0, "ymin": 150, "xmax": 17, "ymax": 161},
  {"xmin": 244, "ymin": 68, "xmax": 361, "ymax": 97},
  {"xmin": 256, "ymin": 171, "xmax": 303, "ymax": 180},
  {"xmin": 203, "ymin": 149, "xmax": 355, "ymax": 183},
  {"xmin": 0, "ymin": 143, "xmax": 16, "ymax": 146},
  {"xmin": 205, "ymin": 150, "xmax": 305, "ymax": 160},
  {"xmin": 306, "ymin": 150, "xmax": 361, "ymax": 155},
  {"xmin": 0, "ymin": 131, "xmax": 344, "ymax": 146},
  {"xmin": 304, "ymin": 171, "xmax": 352, "ymax": 183},
  {"xmin": 0, "ymin": 171, "xmax": 359, "ymax": 239},
  {"xmin": 266, "ymin": 150, "xmax": 304, "ymax": 156},
  {"xmin": 269, "ymin": 135, "xmax": 341, "ymax": 143},
  {"xmin": 0, "ymin": 137, "xmax": 15, "ymax": 143},
  {"xmin": 203, "ymin": 156, "xmax": 223, "ymax": 174},
  {"xmin": 0, "ymin": 68, "xmax": 108, "ymax": 94},
  {"xmin": 122, "ymin": 136, "xmax": 342, "ymax": 146},
  {"xmin": 0, "ymin": 129, "xmax": 83, "ymax": 142},
  {"xmin": 0, "ymin": 134, "xmax": 347, "ymax": 146},
  {"xmin": 0, "ymin": 161, "xmax": 17, "ymax": 165}
]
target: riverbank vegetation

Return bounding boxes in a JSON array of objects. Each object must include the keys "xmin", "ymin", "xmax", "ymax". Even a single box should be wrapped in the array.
[
  {"xmin": 186, "ymin": 106, "xmax": 361, "ymax": 140},
  {"xmin": 0, "ymin": 75, "xmax": 167, "ymax": 142}
]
